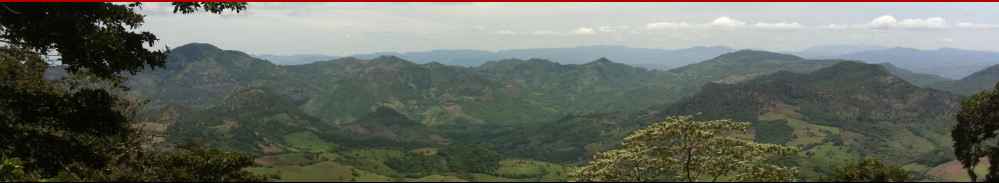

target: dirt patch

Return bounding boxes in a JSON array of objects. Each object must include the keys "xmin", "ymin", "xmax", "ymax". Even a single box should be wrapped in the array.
[
  {"xmin": 927, "ymin": 158, "xmax": 988, "ymax": 181},
  {"xmin": 258, "ymin": 143, "xmax": 285, "ymax": 155}
]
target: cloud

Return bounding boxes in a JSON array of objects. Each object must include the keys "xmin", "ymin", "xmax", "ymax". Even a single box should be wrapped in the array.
[
  {"xmin": 822, "ymin": 24, "xmax": 851, "ymax": 30},
  {"xmin": 646, "ymin": 22, "xmax": 692, "ymax": 30},
  {"xmin": 644, "ymin": 16, "xmax": 745, "ymax": 30},
  {"xmin": 598, "ymin": 25, "xmax": 629, "ymax": 32},
  {"xmin": 708, "ymin": 16, "xmax": 746, "ymax": 27},
  {"xmin": 493, "ymin": 30, "xmax": 517, "ymax": 35},
  {"xmin": 754, "ymin": 22, "xmax": 804, "ymax": 29},
  {"xmin": 957, "ymin": 22, "xmax": 999, "ymax": 29},
  {"xmin": 647, "ymin": 17, "xmax": 805, "ymax": 30},
  {"xmin": 572, "ymin": 27, "xmax": 596, "ymax": 35},
  {"xmin": 531, "ymin": 30, "xmax": 560, "ymax": 35},
  {"xmin": 867, "ymin": 15, "xmax": 948, "ymax": 29}
]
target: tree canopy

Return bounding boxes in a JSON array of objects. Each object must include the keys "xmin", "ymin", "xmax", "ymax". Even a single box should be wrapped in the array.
[
  {"xmin": 0, "ymin": 3, "xmax": 254, "ymax": 181},
  {"xmin": 0, "ymin": 2, "xmax": 245, "ymax": 81},
  {"xmin": 953, "ymin": 82, "xmax": 999, "ymax": 182},
  {"xmin": 826, "ymin": 158, "xmax": 911, "ymax": 182},
  {"xmin": 575, "ymin": 116, "xmax": 800, "ymax": 182}
]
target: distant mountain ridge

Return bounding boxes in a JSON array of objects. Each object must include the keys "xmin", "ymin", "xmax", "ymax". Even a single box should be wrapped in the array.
[
  {"xmin": 349, "ymin": 45, "xmax": 735, "ymax": 69},
  {"xmin": 931, "ymin": 64, "xmax": 999, "ymax": 95},
  {"xmin": 792, "ymin": 44, "xmax": 889, "ymax": 58},
  {"xmin": 254, "ymin": 54, "xmax": 338, "ymax": 65},
  {"xmin": 828, "ymin": 47, "xmax": 999, "ymax": 79}
]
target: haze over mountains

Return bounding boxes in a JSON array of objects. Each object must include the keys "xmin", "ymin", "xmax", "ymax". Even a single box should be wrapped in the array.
[
  {"xmin": 252, "ymin": 44, "xmax": 999, "ymax": 82},
  {"xmin": 68, "ymin": 42, "xmax": 999, "ymax": 181},
  {"xmin": 831, "ymin": 47, "xmax": 999, "ymax": 79},
  {"xmin": 254, "ymin": 54, "xmax": 338, "ymax": 65}
]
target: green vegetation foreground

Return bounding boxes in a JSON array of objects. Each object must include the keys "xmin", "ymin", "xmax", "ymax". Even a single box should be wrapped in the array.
[{"xmin": 0, "ymin": 2, "xmax": 275, "ymax": 181}]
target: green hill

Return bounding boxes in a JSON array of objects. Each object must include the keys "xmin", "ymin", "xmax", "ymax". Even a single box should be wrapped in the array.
[
  {"xmin": 666, "ymin": 61, "xmax": 960, "ymax": 178},
  {"xmin": 505, "ymin": 61, "xmax": 961, "ymax": 179},
  {"xmin": 931, "ymin": 64, "xmax": 999, "ymax": 95}
]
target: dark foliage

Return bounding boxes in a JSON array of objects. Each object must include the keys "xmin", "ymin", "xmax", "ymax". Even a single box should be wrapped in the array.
[
  {"xmin": 440, "ymin": 144, "xmax": 502, "ymax": 174},
  {"xmin": 953, "ymin": 82, "xmax": 999, "ymax": 182},
  {"xmin": 827, "ymin": 158, "xmax": 911, "ymax": 182}
]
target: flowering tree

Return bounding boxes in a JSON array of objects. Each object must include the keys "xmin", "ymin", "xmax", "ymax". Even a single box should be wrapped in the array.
[{"xmin": 576, "ymin": 116, "xmax": 799, "ymax": 182}]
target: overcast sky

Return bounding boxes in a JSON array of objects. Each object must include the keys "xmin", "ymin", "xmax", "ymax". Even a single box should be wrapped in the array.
[{"xmin": 137, "ymin": 3, "xmax": 999, "ymax": 55}]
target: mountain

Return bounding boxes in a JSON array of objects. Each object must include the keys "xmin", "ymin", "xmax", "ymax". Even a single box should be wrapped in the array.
[
  {"xmin": 119, "ymin": 43, "xmax": 966, "ymax": 181},
  {"xmin": 163, "ymin": 87, "xmax": 330, "ymax": 153},
  {"xmin": 253, "ymin": 54, "xmax": 338, "ymax": 65},
  {"xmin": 126, "ymin": 43, "xmax": 302, "ymax": 109},
  {"xmin": 830, "ymin": 47, "xmax": 999, "ymax": 79},
  {"xmin": 663, "ymin": 49, "xmax": 951, "ymax": 89},
  {"xmin": 931, "ymin": 64, "xmax": 999, "ymax": 95},
  {"xmin": 669, "ymin": 50, "xmax": 838, "ymax": 85},
  {"xmin": 666, "ymin": 61, "xmax": 960, "ymax": 177},
  {"xmin": 879, "ymin": 63, "xmax": 953, "ymax": 87},
  {"xmin": 351, "ymin": 45, "xmax": 734, "ymax": 69},
  {"xmin": 124, "ymin": 43, "xmax": 691, "ymax": 152},
  {"xmin": 351, "ymin": 49, "xmax": 498, "ymax": 67},
  {"xmin": 509, "ymin": 61, "xmax": 961, "ymax": 179},
  {"xmin": 793, "ymin": 44, "xmax": 888, "ymax": 58}
]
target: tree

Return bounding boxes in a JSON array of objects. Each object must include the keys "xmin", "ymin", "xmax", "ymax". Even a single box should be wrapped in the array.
[
  {"xmin": 55, "ymin": 143, "xmax": 273, "ymax": 182},
  {"xmin": 575, "ymin": 116, "xmax": 800, "ymax": 182},
  {"xmin": 441, "ymin": 144, "xmax": 502, "ymax": 174},
  {"xmin": 953, "ymin": 82, "xmax": 999, "ymax": 182},
  {"xmin": 1, "ymin": 47, "xmax": 132, "ymax": 176},
  {"xmin": 386, "ymin": 152, "xmax": 448, "ymax": 178},
  {"xmin": 0, "ymin": 3, "xmax": 248, "ymax": 180},
  {"xmin": 0, "ymin": 2, "xmax": 246, "ymax": 81},
  {"xmin": 0, "ymin": 155, "xmax": 35, "ymax": 181},
  {"xmin": 826, "ymin": 158, "xmax": 911, "ymax": 182}
]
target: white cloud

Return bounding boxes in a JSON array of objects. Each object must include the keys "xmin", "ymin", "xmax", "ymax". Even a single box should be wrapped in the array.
[
  {"xmin": 598, "ymin": 25, "xmax": 629, "ymax": 32},
  {"xmin": 531, "ymin": 30, "xmax": 560, "ymax": 35},
  {"xmin": 900, "ymin": 17, "xmax": 947, "ymax": 28},
  {"xmin": 493, "ymin": 30, "xmax": 517, "ymax": 35},
  {"xmin": 867, "ymin": 15, "xmax": 948, "ymax": 29},
  {"xmin": 869, "ymin": 15, "xmax": 898, "ymax": 27},
  {"xmin": 754, "ymin": 22, "xmax": 804, "ymax": 29},
  {"xmin": 644, "ymin": 16, "xmax": 746, "ymax": 30},
  {"xmin": 646, "ymin": 22, "xmax": 692, "ymax": 29},
  {"xmin": 708, "ymin": 16, "xmax": 746, "ymax": 27},
  {"xmin": 572, "ymin": 27, "xmax": 596, "ymax": 35},
  {"xmin": 957, "ymin": 22, "xmax": 999, "ymax": 29},
  {"xmin": 822, "ymin": 24, "xmax": 851, "ymax": 29}
]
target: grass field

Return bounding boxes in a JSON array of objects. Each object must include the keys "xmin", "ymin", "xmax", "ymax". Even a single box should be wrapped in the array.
[
  {"xmin": 249, "ymin": 150, "xmax": 577, "ymax": 182},
  {"xmin": 247, "ymin": 161, "xmax": 393, "ymax": 181},
  {"xmin": 495, "ymin": 159, "xmax": 572, "ymax": 181},
  {"xmin": 758, "ymin": 111, "xmax": 839, "ymax": 146},
  {"xmin": 407, "ymin": 175, "xmax": 468, "ymax": 182},
  {"xmin": 283, "ymin": 131, "xmax": 338, "ymax": 153}
]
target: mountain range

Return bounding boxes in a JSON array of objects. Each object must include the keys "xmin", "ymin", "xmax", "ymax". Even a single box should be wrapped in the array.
[
  {"xmin": 254, "ymin": 54, "xmax": 339, "ymax": 65},
  {"xmin": 826, "ymin": 47, "xmax": 999, "ymax": 79},
  {"xmin": 46, "ymin": 42, "xmax": 999, "ymax": 181},
  {"xmin": 250, "ymin": 45, "xmax": 999, "ymax": 83},
  {"xmin": 345, "ymin": 45, "xmax": 736, "ymax": 70}
]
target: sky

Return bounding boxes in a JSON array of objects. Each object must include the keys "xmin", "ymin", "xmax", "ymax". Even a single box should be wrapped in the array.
[{"xmin": 137, "ymin": 2, "xmax": 999, "ymax": 55}]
